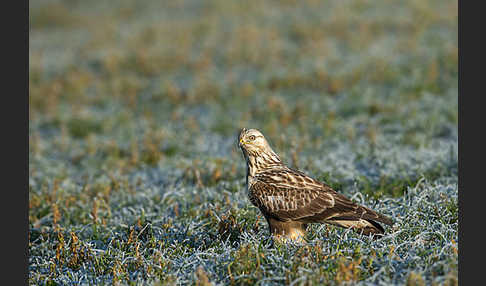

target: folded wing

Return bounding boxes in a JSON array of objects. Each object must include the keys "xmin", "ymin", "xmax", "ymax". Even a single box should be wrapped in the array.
[{"xmin": 249, "ymin": 170, "xmax": 393, "ymax": 234}]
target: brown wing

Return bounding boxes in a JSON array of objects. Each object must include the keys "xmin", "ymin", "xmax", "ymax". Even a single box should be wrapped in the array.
[{"xmin": 249, "ymin": 169, "xmax": 393, "ymax": 227}]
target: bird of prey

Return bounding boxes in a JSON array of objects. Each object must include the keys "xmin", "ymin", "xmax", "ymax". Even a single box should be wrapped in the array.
[{"xmin": 238, "ymin": 128, "xmax": 393, "ymax": 243}]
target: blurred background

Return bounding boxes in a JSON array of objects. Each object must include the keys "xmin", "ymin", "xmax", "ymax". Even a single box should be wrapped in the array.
[
  {"xmin": 29, "ymin": 0, "xmax": 457, "ymax": 187},
  {"xmin": 29, "ymin": 0, "xmax": 457, "ymax": 284}
]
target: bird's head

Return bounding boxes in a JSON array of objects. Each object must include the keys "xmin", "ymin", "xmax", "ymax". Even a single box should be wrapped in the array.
[
  {"xmin": 238, "ymin": 128, "xmax": 267, "ymax": 153},
  {"xmin": 238, "ymin": 128, "xmax": 281, "ymax": 165}
]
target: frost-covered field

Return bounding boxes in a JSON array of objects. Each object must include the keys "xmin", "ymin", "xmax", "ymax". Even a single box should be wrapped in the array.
[{"xmin": 29, "ymin": 0, "xmax": 457, "ymax": 285}]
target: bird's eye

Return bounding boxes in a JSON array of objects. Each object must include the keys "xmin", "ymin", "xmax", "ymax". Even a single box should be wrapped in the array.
[{"xmin": 249, "ymin": 135, "xmax": 256, "ymax": 141}]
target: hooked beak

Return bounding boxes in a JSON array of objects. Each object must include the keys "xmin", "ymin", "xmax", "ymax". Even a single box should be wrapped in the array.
[
  {"xmin": 238, "ymin": 128, "xmax": 248, "ymax": 147},
  {"xmin": 239, "ymin": 138, "xmax": 245, "ymax": 147}
]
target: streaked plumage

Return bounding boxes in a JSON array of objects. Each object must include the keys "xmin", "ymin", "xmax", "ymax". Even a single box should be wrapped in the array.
[{"xmin": 238, "ymin": 128, "xmax": 393, "ymax": 242}]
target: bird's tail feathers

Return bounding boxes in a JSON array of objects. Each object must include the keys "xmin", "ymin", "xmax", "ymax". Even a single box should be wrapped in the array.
[{"xmin": 326, "ymin": 217, "xmax": 386, "ymax": 237}]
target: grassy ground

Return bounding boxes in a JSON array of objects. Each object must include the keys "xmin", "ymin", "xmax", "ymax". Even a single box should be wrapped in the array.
[{"xmin": 29, "ymin": 0, "xmax": 457, "ymax": 285}]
